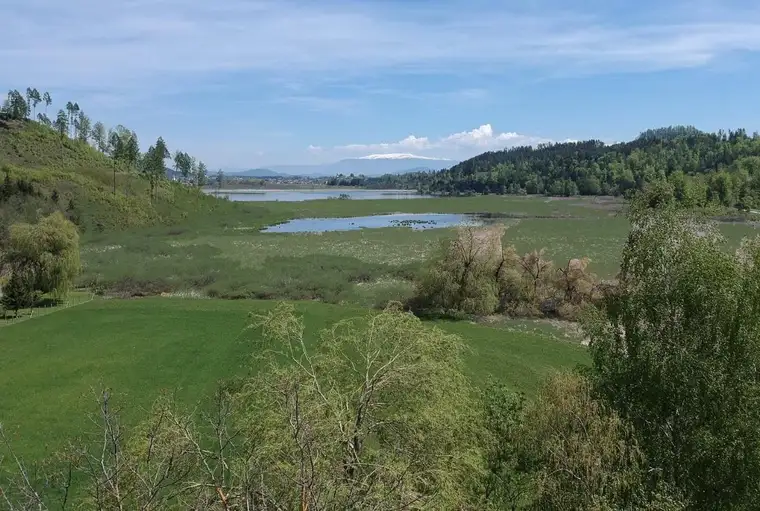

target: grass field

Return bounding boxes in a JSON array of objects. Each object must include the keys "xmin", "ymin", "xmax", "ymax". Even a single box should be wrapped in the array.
[
  {"xmin": 77, "ymin": 196, "xmax": 629, "ymax": 304},
  {"xmin": 78, "ymin": 195, "xmax": 759, "ymax": 303},
  {"xmin": 0, "ymin": 297, "xmax": 588, "ymax": 461},
  {"xmin": 0, "ymin": 291, "xmax": 94, "ymax": 327}
]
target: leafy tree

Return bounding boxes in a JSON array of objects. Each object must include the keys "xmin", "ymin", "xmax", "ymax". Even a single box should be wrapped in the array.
[
  {"xmin": 237, "ymin": 302, "xmax": 485, "ymax": 509},
  {"xmin": 415, "ymin": 226, "xmax": 502, "ymax": 315},
  {"xmin": 519, "ymin": 248, "xmax": 554, "ymax": 306},
  {"xmin": 91, "ymin": 121, "xmax": 107, "ymax": 153},
  {"xmin": 215, "ymin": 169, "xmax": 224, "ymax": 192},
  {"xmin": 179, "ymin": 152, "xmax": 192, "ymax": 182},
  {"xmin": 584, "ymin": 205, "xmax": 760, "ymax": 509},
  {"xmin": 64, "ymin": 101, "xmax": 74, "ymax": 137},
  {"xmin": 142, "ymin": 136, "xmax": 169, "ymax": 198},
  {"xmin": 517, "ymin": 372, "xmax": 683, "ymax": 510},
  {"xmin": 195, "ymin": 161, "xmax": 208, "ymax": 187},
  {"xmin": 76, "ymin": 111, "xmax": 91, "ymax": 143},
  {"xmin": 26, "ymin": 88, "xmax": 41, "ymax": 119},
  {"xmin": 2, "ymin": 212, "xmax": 81, "ymax": 300},
  {"xmin": 71, "ymin": 102, "xmax": 80, "ymax": 138},
  {"xmin": 108, "ymin": 126, "xmax": 139, "ymax": 167},
  {"xmin": 2, "ymin": 90, "xmax": 28, "ymax": 120},
  {"xmin": 480, "ymin": 379, "xmax": 527, "ymax": 509},
  {"xmin": 0, "ymin": 269, "xmax": 35, "ymax": 318},
  {"xmin": 107, "ymin": 128, "xmax": 122, "ymax": 158},
  {"xmin": 42, "ymin": 91, "xmax": 52, "ymax": 113},
  {"xmin": 124, "ymin": 133, "xmax": 140, "ymax": 165},
  {"xmin": 579, "ymin": 175, "xmax": 602, "ymax": 195},
  {"xmin": 53, "ymin": 110, "xmax": 68, "ymax": 138},
  {"xmin": 21, "ymin": 89, "xmax": 31, "ymax": 119},
  {"xmin": 172, "ymin": 150, "xmax": 183, "ymax": 181},
  {"xmin": 36, "ymin": 113, "xmax": 51, "ymax": 127}
]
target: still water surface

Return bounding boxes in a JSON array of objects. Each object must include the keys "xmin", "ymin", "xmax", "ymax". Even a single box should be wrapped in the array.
[
  {"xmin": 215, "ymin": 189, "xmax": 430, "ymax": 202},
  {"xmin": 262, "ymin": 213, "xmax": 480, "ymax": 233}
]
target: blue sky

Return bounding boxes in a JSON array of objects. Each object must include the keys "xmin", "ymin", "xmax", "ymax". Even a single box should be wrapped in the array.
[{"xmin": 3, "ymin": 0, "xmax": 760, "ymax": 168}]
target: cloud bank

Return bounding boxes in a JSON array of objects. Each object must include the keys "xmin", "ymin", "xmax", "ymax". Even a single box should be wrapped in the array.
[
  {"xmin": 2, "ymin": 0, "xmax": 760, "ymax": 95},
  {"xmin": 312, "ymin": 124, "xmax": 557, "ymax": 161}
]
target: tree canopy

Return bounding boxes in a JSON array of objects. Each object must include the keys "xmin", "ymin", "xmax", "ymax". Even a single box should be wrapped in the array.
[
  {"xmin": 584, "ymin": 205, "xmax": 760, "ymax": 508},
  {"xmin": 2, "ymin": 212, "xmax": 81, "ymax": 299},
  {"xmin": 358, "ymin": 126, "xmax": 760, "ymax": 209}
]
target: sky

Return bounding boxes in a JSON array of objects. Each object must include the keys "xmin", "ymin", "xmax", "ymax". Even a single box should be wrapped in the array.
[{"xmin": 3, "ymin": 0, "xmax": 760, "ymax": 168}]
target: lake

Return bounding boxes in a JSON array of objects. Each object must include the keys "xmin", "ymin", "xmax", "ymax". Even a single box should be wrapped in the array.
[
  {"xmin": 262, "ymin": 213, "xmax": 481, "ymax": 233},
  {"xmin": 212, "ymin": 189, "xmax": 430, "ymax": 202}
]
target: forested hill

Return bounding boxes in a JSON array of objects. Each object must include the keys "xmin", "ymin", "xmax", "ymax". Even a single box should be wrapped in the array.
[{"xmin": 369, "ymin": 126, "xmax": 760, "ymax": 210}]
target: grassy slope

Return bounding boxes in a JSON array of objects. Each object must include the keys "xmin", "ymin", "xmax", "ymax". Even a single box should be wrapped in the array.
[
  {"xmin": 0, "ymin": 297, "xmax": 588, "ymax": 460},
  {"xmin": 0, "ymin": 119, "xmax": 241, "ymax": 233}
]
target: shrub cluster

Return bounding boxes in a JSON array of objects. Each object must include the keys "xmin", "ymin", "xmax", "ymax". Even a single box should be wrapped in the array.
[{"xmin": 412, "ymin": 226, "xmax": 599, "ymax": 319}]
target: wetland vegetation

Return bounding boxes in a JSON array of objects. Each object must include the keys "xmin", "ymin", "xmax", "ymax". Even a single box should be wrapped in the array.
[{"xmin": 3, "ymin": 89, "xmax": 760, "ymax": 509}]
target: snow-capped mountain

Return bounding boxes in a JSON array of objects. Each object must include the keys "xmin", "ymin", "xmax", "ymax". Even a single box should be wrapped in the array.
[{"xmin": 358, "ymin": 153, "xmax": 451, "ymax": 161}]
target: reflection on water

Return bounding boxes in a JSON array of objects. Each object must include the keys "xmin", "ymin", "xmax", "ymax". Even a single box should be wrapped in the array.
[
  {"xmin": 213, "ymin": 189, "xmax": 431, "ymax": 202},
  {"xmin": 262, "ymin": 213, "xmax": 481, "ymax": 233}
]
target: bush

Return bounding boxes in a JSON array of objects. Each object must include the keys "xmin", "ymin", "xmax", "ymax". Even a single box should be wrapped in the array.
[
  {"xmin": 413, "ymin": 227, "xmax": 598, "ymax": 319},
  {"xmin": 517, "ymin": 372, "xmax": 648, "ymax": 510},
  {"xmin": 414, "ymin": 227, "xmax": 503, "ymax": 315}
]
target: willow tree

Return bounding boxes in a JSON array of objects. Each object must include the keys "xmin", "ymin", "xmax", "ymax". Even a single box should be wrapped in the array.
[
  {"xmin": 415, "ymin": 226, "xmax": 504, "ymax": 315},
  {"xmin": 235, "ymin": 302, "xmax": 486, "ymax": 510},
  {"xmin": 3, "ymin": 212, "xmax": 81, "ymax": 300}
]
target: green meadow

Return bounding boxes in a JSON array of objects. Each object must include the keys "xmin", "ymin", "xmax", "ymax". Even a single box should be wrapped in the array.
[
  {"xmin": 0, "ymin": 297, "xmax": 588, "ymax": 460},
  {"xmin": 2, "ymin": 186, "xmax": 759, "ymax": 466},
  {"xmin": 79, "ymin": 195, "xmax": 757, "ymax": 303}
]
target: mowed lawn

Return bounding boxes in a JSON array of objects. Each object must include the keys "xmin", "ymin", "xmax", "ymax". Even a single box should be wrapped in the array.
[{"xmin": 0, "ymin": 297, "xmax": 588, "ymax": 461}]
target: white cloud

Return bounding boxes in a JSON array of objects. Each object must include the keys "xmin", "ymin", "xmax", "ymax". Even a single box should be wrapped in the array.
[
  {"xmin": 327, "ymin": 124, "xmax": 554, "ymax": 160},
  {"xmin": 441, "ymin": 124, "xmax": 538, "ymax": 148},
  {"xmin": 341, "ymin": 134, "xmax": 432, "ymax": 153},
  {"xmin": 2, "ymin": 0, "xmax": 760, "ymax": 95}
]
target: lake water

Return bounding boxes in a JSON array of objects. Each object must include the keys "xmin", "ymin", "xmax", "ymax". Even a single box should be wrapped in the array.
[
  {"xmin": 214, "ymin": 189, "xmax": 430, "ymax": 202},
  {"xmin": 262, "ymin": 213, "xmax": 481, "ymax": 233}
]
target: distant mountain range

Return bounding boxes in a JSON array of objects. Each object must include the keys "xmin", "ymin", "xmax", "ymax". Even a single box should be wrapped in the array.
[
  {"xmin": 227, "ymin": 168, "xmax": 285, "ymax": 178},
  {"xmin": 225, "ymin": 154, "xmax": 456, "ymax": 178}
]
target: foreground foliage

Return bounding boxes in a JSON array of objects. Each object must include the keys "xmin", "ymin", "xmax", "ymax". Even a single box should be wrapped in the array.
[
  {"xmin": 0, "ymin": 304, "xmax": 487, "ymax": 510},
  {"xmin": 6, "ymin": 201, "xmax": 760, "ymax": 509},
  {"xmin": 585, "ymin": 204, "xmax": 760, "ymax": 509}
]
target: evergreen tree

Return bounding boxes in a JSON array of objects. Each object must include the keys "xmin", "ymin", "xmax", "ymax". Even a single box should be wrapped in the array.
[{"xmin": 1, "ymin": 270, "xmax": 35, "ymax": 318}]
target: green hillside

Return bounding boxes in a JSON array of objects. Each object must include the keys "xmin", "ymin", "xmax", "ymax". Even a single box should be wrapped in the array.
[
  {"xmin": 0, "ymin": 119, "xmax": 234, "ymax": 237},
  {"xmin": 364, "ymin": 126, "xmax": 760, "ymax": 210}
]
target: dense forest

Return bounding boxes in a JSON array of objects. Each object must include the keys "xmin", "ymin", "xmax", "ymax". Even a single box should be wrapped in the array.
[{"xmin": 354, "ymin": 126, "xmax": 760, "ymax": 210}]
